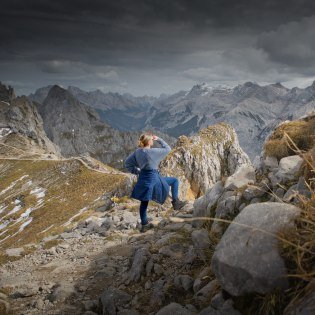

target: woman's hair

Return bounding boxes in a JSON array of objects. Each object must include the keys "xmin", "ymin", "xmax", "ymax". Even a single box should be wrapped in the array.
[{"xmin": 138, "ymin": 134, "xmax": 153, "ymax": 148}]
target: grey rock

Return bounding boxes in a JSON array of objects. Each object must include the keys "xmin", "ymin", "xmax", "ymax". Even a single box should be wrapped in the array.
[
  {"xmin": 193, "ymin": 181, "xmax": 224, "ymax": 219},
  {"xmin": 198, "ymin": 298, "xmax": 241, "ymax": 315},
  {"xmin": 5, "ymin": 247, "xmax": 24, "ymax": 257},
  {"xmin": 191, "ymin": 229, "xmax": 210, "ymax": 250},
  {"xmin": 60, "ymin": 231, "xmax": 82, "ymax": 239},
  {"xmin": 211, "ymin": 292, "xmax": 225, "ymax": 309},
  {"xmin": 125, "ymin": 248, "xmax": 149, "ymax": 284},
  {"xmin": 154, "ymin": 264, "xmax": 164, "ymax": 276},
  {"xmin": 215, "ymin": 195, "xmax": 241, "ymax": 219},
  {"xmin": 117, "ymin": 310, "xmax": 140, "ymax": 315},
  {"xmin": 224, "ymin": 165, "xmax": 256, "ymax": 191},
  {"xmin": 155, "ymin": 233, "xmax": 177, "ymax": 246},
  {"xmin": 146, "ymin": 258, "xmax": 154, "ymax": 277},
  {"xmin": 249, "ymin": 197, "xmax": 261, "ymax": 204},
  {"xmin": 48, "ymin": 282, "xmax": 75, "ymax": 302},
  {"xmin": 275, "ymin": 155, "xmax": 303, "ymax": 182},
  {"xmin": 159, "ymin": 243, "xmax": 186, "ymax": 259},
  {"xmin": 283, "ymin": 184, "xmax": 298, "ymax": 202},
  {"xmin": 211, "ymin": 202, "xmax": 301, "ymax": 296},
  {"xmin": 243, "ymin": 185, "xmax": 267, "ymax": 201},
  {"xmin": 193, "ymin": 278, "xmax": 203, "ymax": 293},
  {"xmin": 145, "ymin": 280, "xmax": 152, "ymax": 290},
  {"xmin": 263, "ymin": 156, "xmax": 279, "ymax": 170},
  {"xmin": 174, "ymin": 275, "xmax": 194, "ymax": 291},
  {"xmin": 184, "ymin": 246, "xmax": 197, "ymax": 265},
  {"xmin": 275, "ymin": 187, "xmax": 285, "ymax": 199},
  {"xmin": 150, "ymin": 278, "xmax": 167, "ymax": 307},
  {"xmin": 99, "ymin": 287, "xmax": 132, "ymax": 315},
  {"xmin": 194, "ymin": 279, "xmax": 220, "ymax": 305},
  {"xmin": 160, "ymin": 124, "xmax": 251, "ymax": 200},
  {"xmin": 156, "ymin": 302, "xmax": 193, "ymax": 315}
]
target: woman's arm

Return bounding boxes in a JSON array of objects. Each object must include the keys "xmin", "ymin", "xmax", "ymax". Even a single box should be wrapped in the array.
[
  {"xmin": 150, "ymin": 137, "xmax": 171, "ymax": 162},
  {"xmin": 124, "ymin": 151, "xmax": 140, "ymax": 175}
]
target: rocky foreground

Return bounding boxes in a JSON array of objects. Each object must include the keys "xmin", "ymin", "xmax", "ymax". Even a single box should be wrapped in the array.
[{"xmin": 0, "ymin": 143, "xmax": 313, "ymax": 314}]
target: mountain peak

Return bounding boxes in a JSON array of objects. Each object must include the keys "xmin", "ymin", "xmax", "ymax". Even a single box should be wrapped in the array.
[{"xmin": 0, "ymin": 81, "xmax": 16, "ymax": 102}]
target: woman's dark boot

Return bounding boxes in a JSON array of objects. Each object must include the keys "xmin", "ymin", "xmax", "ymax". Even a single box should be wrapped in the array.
[{"xmin": 171, "ymin": 198, "xmax": 188, "ymax": 210}]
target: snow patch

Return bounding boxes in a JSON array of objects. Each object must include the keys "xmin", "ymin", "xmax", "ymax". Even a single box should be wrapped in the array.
[
  {"xmin": 20, "ymin": 207, "xmax": 34, "ymax": 218},
  {"xmin": 63, "ymin": 207, "xmax": 88, "ymax": 227},
  {"xmin": 0, "ymin": 220, "xmax": 10, "ymax": 230},
  {"xmin": 0, "ymin": 175, "xmax": 29, "ymax": 196},
  {"xmin": 40, "ymin": 224, "xmax": 55, "ymax": 234},
  {"xmin": 30, "ymin": 187, "xmax": 46, "ymax": 199},
  {"xmin": 0, "ymin": 205, "xmax": 7, "ymax": 214},
  {"xmin": 19, "ymin": 217, "xmax": 33, "ymax": 232},
  {"xmin": 7, "ymin": 204, "xmax": 22, "ymax": 216}
]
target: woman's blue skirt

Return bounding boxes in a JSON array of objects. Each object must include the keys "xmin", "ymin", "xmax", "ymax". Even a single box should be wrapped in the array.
[{"xmin": 130, "ymin": 169, "xmax": 170, "ymax": 204}]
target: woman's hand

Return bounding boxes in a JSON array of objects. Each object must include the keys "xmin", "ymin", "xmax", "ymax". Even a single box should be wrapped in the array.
[{"xmin": 152, "ymin": 135, "xmax": 159, "ymax": 141}]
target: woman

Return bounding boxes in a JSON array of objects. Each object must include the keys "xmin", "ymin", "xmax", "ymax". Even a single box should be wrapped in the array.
[{"xmin": 124, "ymin": 134, "xmax": 188, "ymax": 232}]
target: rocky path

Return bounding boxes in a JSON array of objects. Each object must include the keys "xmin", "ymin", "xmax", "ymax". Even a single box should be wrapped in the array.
[{"xmin": 1, "ymin": 200, "xmax": 228, "ymax": 315}]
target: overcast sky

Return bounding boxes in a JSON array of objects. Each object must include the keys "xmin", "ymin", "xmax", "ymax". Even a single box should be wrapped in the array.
[{"xmin": 1, "ymin": 0, "xmax": 315, "ymax": 96}]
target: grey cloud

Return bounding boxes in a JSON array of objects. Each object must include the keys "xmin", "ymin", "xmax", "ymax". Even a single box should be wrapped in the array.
[
  {"xmin": 1, "ymin": 0, "xmax": 315, "ymax": 95},
  {"xmin": 257, "ymin": 15, "xmax": 315, "ymax": 69}
]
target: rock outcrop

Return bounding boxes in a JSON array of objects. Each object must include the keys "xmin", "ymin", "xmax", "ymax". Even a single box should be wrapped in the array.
[
  {"xmin": 0, "ymin": 82, "xmax": 61, "ymax": 158},
  {"xmin": 160, "ymin": 123, "xmax": 252, "ymax": 200}
]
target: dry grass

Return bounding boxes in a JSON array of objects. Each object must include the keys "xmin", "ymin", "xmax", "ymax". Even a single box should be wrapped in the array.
[
  {"xmin": 0, "ymin": 159, "xmax": 129, "ymax": 254},
  {"xmin": 247, "ymin": 131, "xmax": 315, "ymax": 314},
  {"xmin": 264, "ymin": 115, "xmax": 315, "ymax": 160}
]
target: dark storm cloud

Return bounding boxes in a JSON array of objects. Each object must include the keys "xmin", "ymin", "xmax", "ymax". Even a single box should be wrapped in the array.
[{"xmin": 1, "ymin": 0, "xmax": 315, "ymax": 95}]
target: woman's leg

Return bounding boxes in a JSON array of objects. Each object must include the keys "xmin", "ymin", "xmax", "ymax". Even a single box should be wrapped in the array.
[
  {"xmin": 163, "ymin": 177, "xmax": 179, "ymax": 201},
  {"xmin": 139, "ymin": 200, "xmax": 149, "ymax": 225}
]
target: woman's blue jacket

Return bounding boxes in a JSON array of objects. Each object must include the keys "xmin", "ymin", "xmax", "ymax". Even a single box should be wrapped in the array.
[{"xmin": 124, "ymin": 138, "xmax": 171, "ymax": 204}]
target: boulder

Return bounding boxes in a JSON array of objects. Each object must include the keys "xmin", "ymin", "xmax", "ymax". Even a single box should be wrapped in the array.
[
  {"xmin": 191, "ymin": 229, "xmax": 210, "ymax": 250},
  {"xmin": 275, "ymin": 155, "xmax": 303, "ymax": 182},
  {"xmin": 211, "ymin": 202, "xmax": 300, "ymax": 296},
  {"xmin": 156, "ymin": 302, "xmax": 193, "ymax": 315},
  {"xmin": 5, "ymin": 247, "xmax": 24, "ymax": 257},
  {"xmin": 198, "ymin": 299, "xmax": 242, "ymax": 315},
  {"xmin": 224, "ymin": 165, "xmax": 256, "ymax": 190},
  {"xmin": 263, "ymin": 156, "xmax": 279, "ymax": 170},
  {"xmin": 194, "ymin": 279, "xmax": 220, "ymax": 305},
  {"xmin": 243, "ymin": 184, "xmax": 267, "ymax": 201},
  {"xmin": 214, "ymin": 194, "xmax": 242, "ymax": 219},
  {"xmin": 99, "ymin": 287, "xmax": 132, "ymax": 315},
  {"xmin": 174, "ymin": 275, "xmax": 194, "ymax": 291},
  {"xmin": 193, "ymin": 181, "xmax": 224, "ymax": 218},
  {"xmin": 125, "ymin": 248, "xmax": 149, "ymax": 284}
]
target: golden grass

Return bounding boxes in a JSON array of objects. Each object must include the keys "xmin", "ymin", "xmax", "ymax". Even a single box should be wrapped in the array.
[
  {"xmin": 264, "ymin": 115, "xmax": 315, "ymax": 160},
  {"xmin": 0, "ymin": 159, "xmax": 129, "ymax": 254}
]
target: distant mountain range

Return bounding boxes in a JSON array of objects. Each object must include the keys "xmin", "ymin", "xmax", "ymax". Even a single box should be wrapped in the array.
[{"xmin": 29, "ymin": 81, "xmax": 315, "ymax": 160}]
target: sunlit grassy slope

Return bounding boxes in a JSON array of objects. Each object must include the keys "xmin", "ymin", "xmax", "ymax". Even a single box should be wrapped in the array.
[{"xmin": 0, "ymin": 158, "xmax": 130, "ymax": 252}]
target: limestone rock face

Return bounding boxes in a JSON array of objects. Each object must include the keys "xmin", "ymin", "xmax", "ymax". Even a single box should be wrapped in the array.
[
  {"xmin": 0, "ymin": 83, "xmax": 61, "ymax": 157},
  {"xmin": 160, "ymin": 123, "xmax": 252, "ymax": 200},
  {"xmin": 211, "ymin": 202, "xmax": 300, "ymax": 296}
]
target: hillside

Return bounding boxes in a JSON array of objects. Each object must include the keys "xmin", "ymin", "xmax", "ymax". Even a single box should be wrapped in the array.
[{"xmin": 0, "ymin": 97, "xmax": 313, "ymax": 314}]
